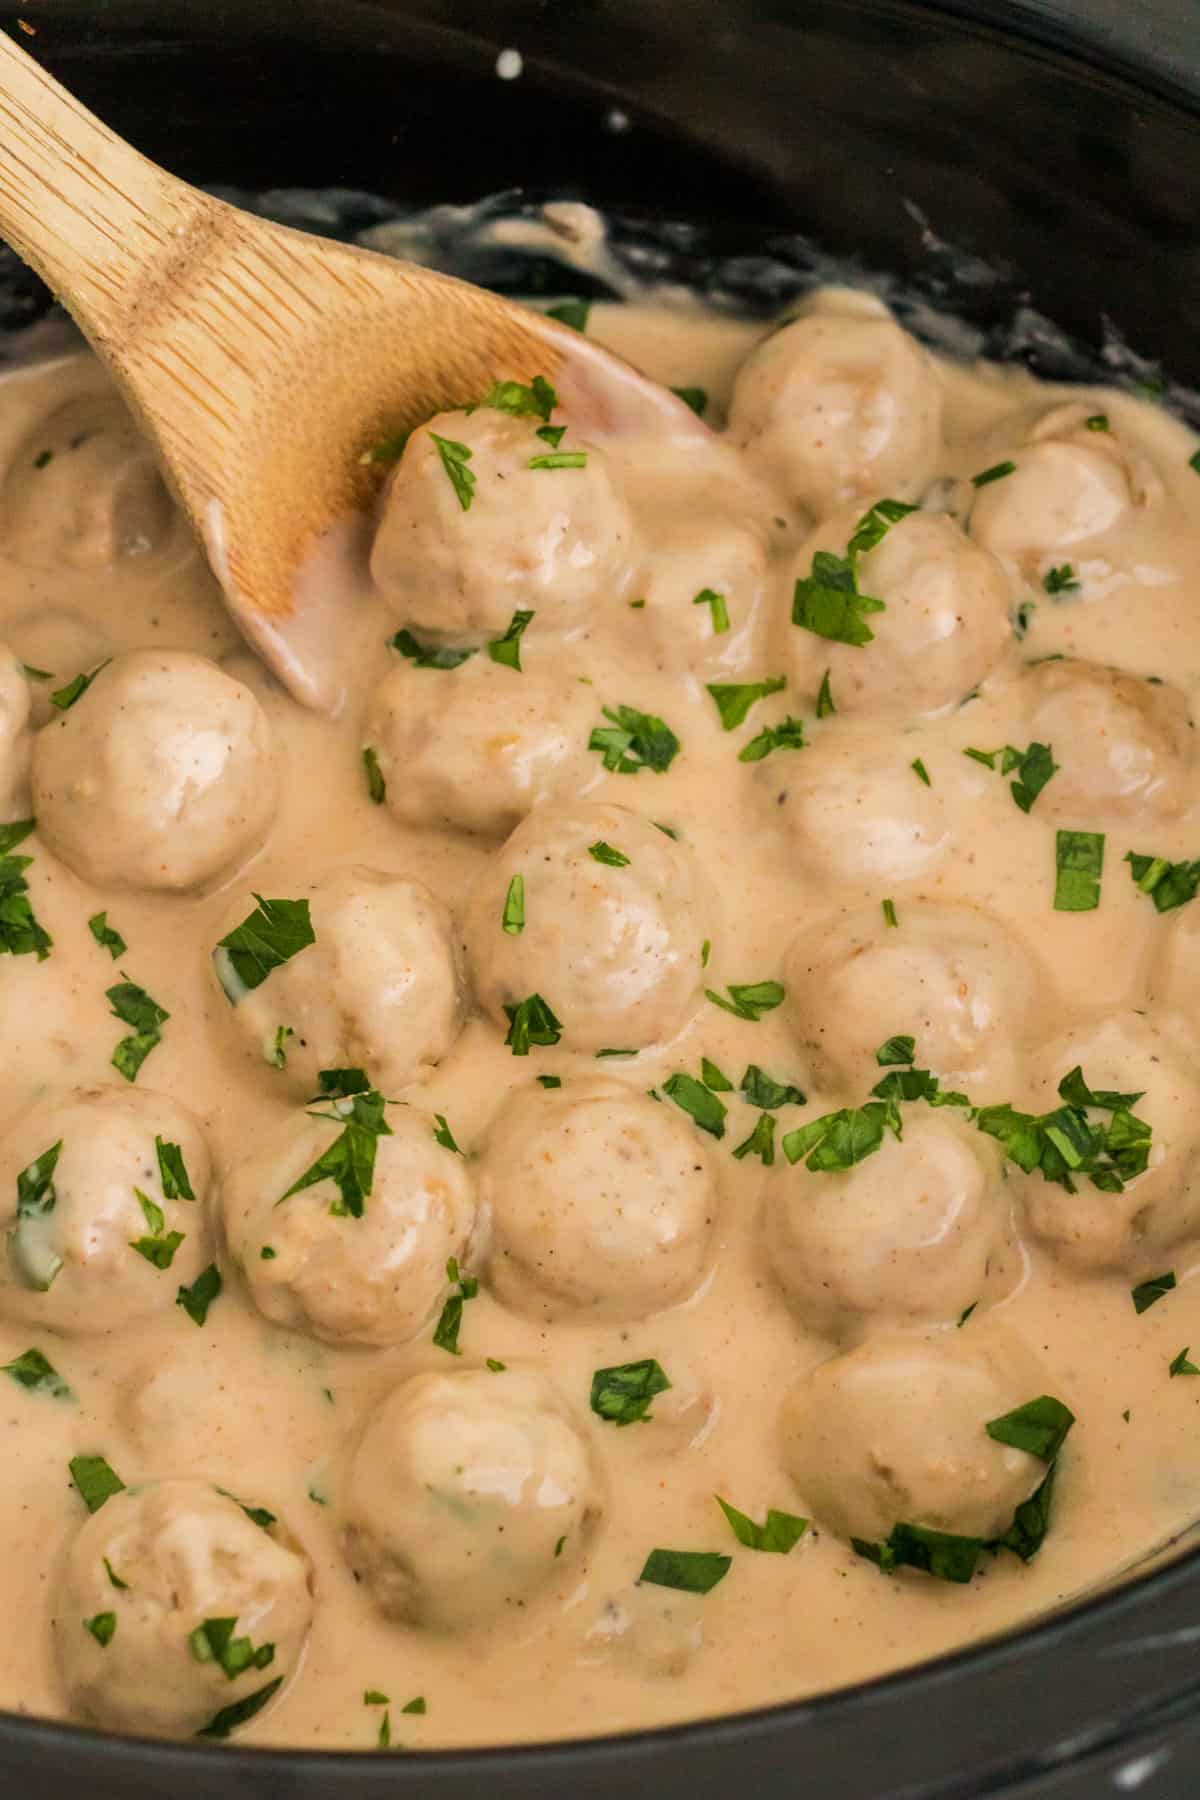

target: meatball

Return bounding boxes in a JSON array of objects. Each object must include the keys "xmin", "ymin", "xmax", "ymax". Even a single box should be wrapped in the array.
[
  {"xmin": 371, "ymin": 406, "xmax": 636, "ymax": 639},
  {"xmin": 727, "ymin": 302, "xmax": 944, "ymax": 520},
  {"xmin": 0, "ymin": 642, "xmax": 31, "ymax": 814},
  {"xmin": 780, "ymin": 1329, "xmax": 1048, "ymax": 1545},
  {"xmin": 784, "ymin": 508, "xmax": 1012, "ymax": 720},
  {"xmin": 478, "ymin": 1079, "xmax": 717, "ymax": 1322},
  {"xmin": 52, "ymin": 1479, "xmax": 313, "ymax": 1739},
  {"xmin": 1016, "ymin": 1011, "xmax": 1200, "ymax": 1273},
  {"xmin": 341, "ymin": 1367, "xmax": 600, "ymax": 1631},
  {"xmin": 32, "ymin": 650, "xmax": 277, "ymax": 892},
  {"xmin": 969, "ymin": 401, "xmax": 1158, "ymax": 561},
  {"xmin": 224, "ymin": 1104, "xmax": 476, "ymax": 1347},
  {"xmin": 217, "ymin": 866, "xmax": 461, "ymax": 1097},
  {"xmin": 0, "ymin": 387, "xmax": 181, "ymax": 574},
  {"xmin": 785, "ymin": 900, "xmax": 1037, "ymax": 1091},
  {"xmin": 772, "ymin": 727, "xmax": 951, "ymax": 886},
  {"xmin": 1021, "ymin": 658, "xmax": 1192, "ymax": 821},
  {"xmin": 464, "ymin": 803, "xmax": 707, "ymax": 1054},
  {"xmin": 364, "ymin": 647, "xmax": 597, "ymax": 839},
  {"xmin": 766, "ymin": 1114, "xmax": 1016, "ymax": 1340},
  {"xmin": 0, "ymin": 1085, "xmax": 213, "ymax": 1334},
  {"xmin": 633, "ymin": 509, "xmax": 772, "ymax": 679}
]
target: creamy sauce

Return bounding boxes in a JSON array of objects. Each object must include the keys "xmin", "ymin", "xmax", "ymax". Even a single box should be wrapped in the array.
[{"xmin": 1, "ymin": 292, "xmax": 1200, "ymax": 1751}]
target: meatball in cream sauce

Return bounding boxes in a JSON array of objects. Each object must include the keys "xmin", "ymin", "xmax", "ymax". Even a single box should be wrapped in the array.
[{"xmin": 2, "ymin": 288, "xmax": 1200, "ymax": 1753}]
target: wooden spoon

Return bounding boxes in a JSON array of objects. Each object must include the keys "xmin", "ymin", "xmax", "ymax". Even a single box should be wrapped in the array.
[{"xmin": 0, "ymin": 30, "xmax": 707, "ymax": 709}]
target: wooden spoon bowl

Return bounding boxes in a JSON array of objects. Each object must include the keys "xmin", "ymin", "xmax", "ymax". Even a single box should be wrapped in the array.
[{"xmin": 0, "ymin": 30, "xmax": 706, "ymax": 707}]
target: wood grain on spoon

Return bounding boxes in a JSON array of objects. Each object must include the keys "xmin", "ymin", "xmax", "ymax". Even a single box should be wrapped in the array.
[{"xmin": 0, "ymin": 29, "xmax": 706, "ymax": 708}]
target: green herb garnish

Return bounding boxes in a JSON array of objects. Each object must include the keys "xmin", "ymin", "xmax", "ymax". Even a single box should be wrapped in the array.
[
  {"xmin": 662, "ymin": 1072, "xmax": 727, "ymax": 1139},
  {"xmin": 1132, "ymin": 1271, "xmax": 1176, "ymax": 1314},
  {"xmin": 2, "ymin": 1346, "xmax": 72, "ymax": 1400},
  {"xmin": 985, "ymin": 1395, "xmax": 1075, "ymax": 1461},
  {"xmin": 214, "ymin": 896, "xmax": 315, "ymax": 1003},
  {"xmin": 188, "ymin": 1616, "xmax": 275, "ymax": 1681},
  {"xmin": 1125, "ymin": 851, "xmax": 1200, "ymax": 914},
  {"xmin": 738, "ymin": 716, "xmax": 807, "ymax": 763},
  {"xmin": 693, "ymin": 588, "xmax": 730, "ymax": 634},
  {"xmin": 707, "ymin": 677, "xmax": 786, "ymax": 732},
  {"xmin": 488, "ymin": 608, "xmax": 534, "ymax": 671},
  {"xmin": 478, "ymin": 375, "xmax": 556, "ymax": 421},
  {"xmin": 280, "ymin": 1088, "xmax": 392, "ymax": 1219},
  {"xmin": 0, "ymin": 818, "xmax": 51, "ymax": 961},
  {"xmin": 732, "ymin": 1112, "xmax": 775, "ymax": 1164},
  {"xmin": 390, "ymin": 628, "xmax": 477, "ymax": 671},
  {"xmin": 84, "ymin": 1612, "xmax": 117, "ymax": 1647},
  {"xmin": 740, "ymin": 1065, "xmax": 806, "ymax": 1109},
  {"xmin": 716, "ymin": 1497, "xmax": 807, "ymax": 1554},
  {"xmin": 590, "ymin": 1359, "xmax": 671, "ymax": 1427},
  {"xmin": 972, "ymin": 460, "xmax": 1017, "ymax": 487},
  {"xmin": 587, "ymin": 840, "xmax": 629, "ymax": 867},
  {"xmin": 177, "ymin": 1263, "xmax": 222, "ymax": 1327},
  {"xmin": 362, "ymin": 746, "xmax": 386, "ymax": 804},
  {"xmin": 87, "ymin": 912, "xmax": 126, "ymax": 959},
  {"xmin": 69, "ymin": 1454, "xmax": 125, "ymax": 1513},
  {"xmin": 1054, "ymin": 830, "xmax": 1104, "ymax": 912},
  {"xmin": 503, "ymin": 993, "xmax": 562, "ymax": 1055},
  {"xmin": 49, "ymin": 660, "xmax": 110, "ymax": 711},
  {"xmin": 589, "ymin": 704, "xmax": 681, "ymax": 775},
  {"xmin": 429, "ymin": 432, "xmax": 475, "ymax": 510},
  {"xmin": 196, "ymin": 1677, "xmax": 284, "ymax": 1739},
  {"xmin": 671, "ymin": 386, "xmax": 708, "ymax": 416},
  {"xmin": 106, "ymin": 977, "xmax": 168, "ymax": 1082},
  {"xmin": 502, "ymin": 873, "xmax": 525, "ymax": 935},
  {"xmin": 638, "ymin": 1549, "xmax": 731, "ymax": 1594},
  {"xmin": 432, "ymin": 1256, "xmax": 478, "ymax": 1355},
  {"xmin": 704, "ymin": 981, "xmax": 785, "ymax": 1022},
  {"xmin": 156, "ymin": 1136, "xmax": 195, "ymax": 1202},
  {"xmin": 1043, "ymin": 564, "xmax": 1080, "ymax": 595}
]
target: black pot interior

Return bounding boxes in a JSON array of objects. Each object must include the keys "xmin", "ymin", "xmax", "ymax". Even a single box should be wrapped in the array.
[{"xmin": 2, "ymin": 2, "xmax": 1200, "ymax": 1795}]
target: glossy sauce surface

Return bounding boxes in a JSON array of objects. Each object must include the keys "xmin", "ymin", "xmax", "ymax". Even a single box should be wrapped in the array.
[{"xmin": 1, "ymin": 293, "xmax": 1200, "ymax": 1750}]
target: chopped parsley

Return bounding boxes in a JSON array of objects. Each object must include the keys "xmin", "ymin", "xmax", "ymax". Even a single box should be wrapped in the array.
[
  {"xmin": 389, "ymin": 628, "xmax": 476, "ymax": 671},
  {"xmin": 738, "ymin": 716, "xmax": 806, "ymax": 763},
  {"xmin": 588, "ymin": 840, "xmax": 630, "ymax": 867},
  {"xmin": 816, "ymin": 670, "xmax": 836, "ymax": 718},
  {"xmin": 882, "ymin": 898, "xmax": 898, "ymax": 928},
  {"xmin": 911, "ymin": 757, "xmax": 931, "ymax": 786},
  {"xmin": 853, "ymin": 1521, "xmax": 983, "ymax": 1584},
  {"xmin": 402, "ymin": 1696, "xmax": 427, "ymax": 1715},
  {"xmin": 0, "ymin": 818, "xmax": 51, "ymax": 960},
  {"xmin": 189, "ymin": 1616, "xmax": 275, "ymax": 1681},
  {"xmin": 985, "ymin": 1395, "xmax": 1075, "ymax": 1461},
  {"xmin": 1043, "ymin": 563, "xmax": 1080, "ymax": 595},
  {"xmin": 432, "ymin": 1256, "xmax": 478, "ymax": 1355},
  {"xmin": 12, "ymin": 1138, "xmax": 63, "ymax": 1291},
  {"xmin": 360, "ymin": 429, "xmax": 409, "ymax": 466},
  {"xmin": 156, "ymin": 1136, "xmax": 195, "ymax": 1202},
  {"xmin": 488, "ymin": 608, "xmax": 534, "ymax": 671},
  {"xmin": 590, "ymin": 1359, "xmax": 671, "ymax": 1427},
  {"xmin": 106, "ymin": 977, "xmax": 168, "ymax": 1082},
  {"xmin": 377, "ymin": 1712, "xmax": 392, "ymax": 1749},
  {"xmin": 362, "ymin": 746, "xmax": 386, "ymax": 804},
  {"xmin": 846, "ymin": 497, "xmax": 919, "ymax": 557},
  {"xmin": 501, "ymin": 873, "xmax": 525, "ymax": 935},
  {"xmin": 177, "ymin": 1263, "xmax": 222, "ymax": 1327},
  {"xmin": 128, "ymin": 1189, "xmax": 185, "ymax": 1270},
  {"xmin": 1125, "ymin": 851, "xmax": 1200, "ymax": 914},
  {"xmin": 975, "ymin": 1067, "xmax": 1150, "ymax": 1196},
  {"xmin": 429, "ymin": 432, "xmax": 475, "ymax": 511},
  {"xmin": 971, "ymin": 460, "xmax": 1017, "ymax": 487},
  {"xmin": 87, "ymin": 912, "xmax": 126, "ymax": 959},
  {"xmin": 638, "ymin": 1549, "xmax": 731, "ymax": 1595},
  {"xmin": 732, "ymin": 1113, "xmax": 775, "ymax": 1164},
  {"xmin": 662, "ymin": 1072, "xmax": 727, "ymax": 1139},
  {"xmin": 782, "ymin": 1103, "xmax": 894, "ymax": 1172},
  {"xmin": 876, "ymin": 1035, "xmax": 916, "ymax": 1066},
  {"xmin": 1170, "ymin": 1347, "xmax": 1199, "ymax": 1377},
  {"xmin": 196, "ymin": 1677, "xmax": 284, "ymax": 1739},
  {"xmin": 1054, "ymin": 830, "xmax": 1105, "ymax": 912},
  {"xmin": 791, "ymin": 535, "xmax": 886, "ymax": 647},
  {"xmin": 716, "ymin": 1497, "xmax": 807, "ymax": 1554},
  {"xmin": 588, "ymin": 704, "xmax": 681, "ymax": 775},
  {"xmin": 740, "ymin": 1065, "xmax": 805, "ymax": 1109},
  {"xmin": 963, "ymin": 742, "xmax": 1058, "ymax": 813},
  {"xmin": 103, "ymin": 1557, "xmax": 128, "ymax": 1589},
  {"xmin": 49, "ymin": 660, "xmax": 109, "ymax": 711},
  {"xmin": 214, "ymin": 896, "xmax": 315, "ymax": 1003},
  {"xmin": 2, "ymin": 1346, "xmax": 72, "ymax": 1400},
  {"xmin": 536, "ymin": 1074, "xmax": 562, "ymax": 1088},
  {"xmin": 700, "ymin": 1057, "xmax": 734, "ymax": 1092},
  {"xmin": 264, "ymin": 1025, "xmax": 294, "ymax": 1070},
  {"xmin": 671, "ymin": 386, "xmax": 708, "ymax": 416},
  {"xmin": 279, "ymin": 1088, "xmax": 392, "ymax": 1219},
  {"xmin": 529, "ymin": 450, "xmax": 587, "ymax": 471},
  {"xmin": 84, "ymin": 1612, "xmax": 117, "ymax": 1647},
  {"xmin": 477, "ymin": 374, "xmax": 556, "ymax": 421},
  {"xmin": 504, "ymin": 992, "xmax": 562, "ymax": 1055},
  {"xmin": 432, "ymin": 1114, "xmax": 462, "ymax": 1155},
  {"xmin": 1132, "ymin": 1271, "xmax": 1176, "ymax": 1314},
  {"xmin": 1086, "ymin": 414, "xmax": 1110, "ymax": 432},
  {"xmin": 704, "ymin": 980, "xmax": 785, "ymax": 1022},
  {"xmin": 693, "ymin": 588, "xmax": 730, "ymax": 634},
  {"xmin": 69, "ymin": 1454, "xmax": 125, "ymax": 1513},
  {"xmin": 486, "ymin": 1357, "xmax": 506, "ymax": 1372},
  {"xmin": 546, "ymin": 298, "xmax": 591, "ymax": 333}
]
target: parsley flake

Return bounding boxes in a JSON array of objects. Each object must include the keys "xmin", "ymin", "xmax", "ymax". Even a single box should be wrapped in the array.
[
  {"xmin": 716, "ymin": 1497, "xmax": 807, "ymax": 1554},
  {"xmin": 177, "ymin": 1263, "xmax": 222, "ymax": 1327},
  {"xmin": 693, "ymin": 588, "xmax": 730, "ymax": 634},
  {"xmin": 69, "ymin": 1454, "xmax": 125, "ymax": 1513},
  {"xmin": 1132, "ymin": 1271, "xmax": 1176, "ymax": 1314},
  {"xmin": 1170, "ymin": 1347, "xmax": 1199, "ymax": 1377},
  {"xmin": 1043, "ymin": 564, "xmax": 1080, "ymax": 595},
  {"xmin": 87, "ymin": 912, "xmax": 126, "ymax": 959},
  {"xmin": 740, "ymin": 1065, "xmax": 806, "ymax": 1109},
  {"xmin": 662, "ymin": 1072, "xmax": 727, "ymax": 1139},
  {"xmin": 504, "ymin": 993, "xmax": 562, "ymax": 1055},
  {"xmin": 707, "ymin": 677, "xmax": 787, "ymax": 732},
  {"xmin": 502, "ymin": 873, "xmax": 525, "ymax": 935},
  {"xmin": 2, "ymin": 1346, "xmax": 72, "ymax": 1400},
  {"xmin": 362, "ymin": 746, "xmax": 386, "ymax": 804},
  {"xmin": 107, "ymin": 977, "xmax": 168, "ymax": 1082},
  {"xmin": 389, "ymin": 628, "xmax": 476, "ymax": 671},
  {"xmin": 488, "ymin": 608, "xmax": 534, "ymax": 671},
  {"xmin": 214, "ymin": 896, "xmax": 315, "ymax": 1004},
  {"xmin": 704, "ymin": 981, "xmax": 785, "ymax": 1023},
  {"xmin": 590, "ymin": 1359, "xmax": 671, "ymax": 1427},
  {"xmin": 433, "ymin": 1256, "xmax": 478, "ymax": 1355},
  {"xmin": 732, "ymin": 1112, "xmax": 775, "ymax": 1164},
  {"xmin": 972, "ymin": 460, "xmax": 1017, "ymax": 487},
  {"xmin": 84, "ymin": 1611, "xmax": 117, "ymax": 1647},
  {"xmin": 638, "ymin": 1549, "xmax": 730, "ymax": 1595},
  {"xmin": 588, "ymin": 840, "xmax": 630, "ymax": 867},
  {"xmin": 279, "ymin": 1089, "xmax": 393, "ymax": 1219},
  {"xmin": 429, "ymin": 432, "xmax": 475, "ymax": 510},
  {"xmin": 671, "ymin": 386, "xmax": 708, "ymax": 416},
  {"xmin": 49, "ymin": 660, "xmax": 109, "ymax": 711},
  {"xmin": 1125, "ymin": 851, "xmax": 1200, "ymax": 914},
  {"xmin": 0, "ymin": 818, "xmax": 51, "ymax": 961},
  {"xmin": 588, "ymin": 704, "xmax": 680, "ymax": 775},
  {"xmin": 738, "ymin": 716, "xmax": 807, "ymax": 763},
  {"xmin": 1054, "ymin": 830, "xmax": 1104, "ymax": 912}
]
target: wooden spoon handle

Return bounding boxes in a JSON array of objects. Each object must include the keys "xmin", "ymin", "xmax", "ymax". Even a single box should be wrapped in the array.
[{"xmin": 0, "ymin": 30, "xmax": 200, "ymax": 345}]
